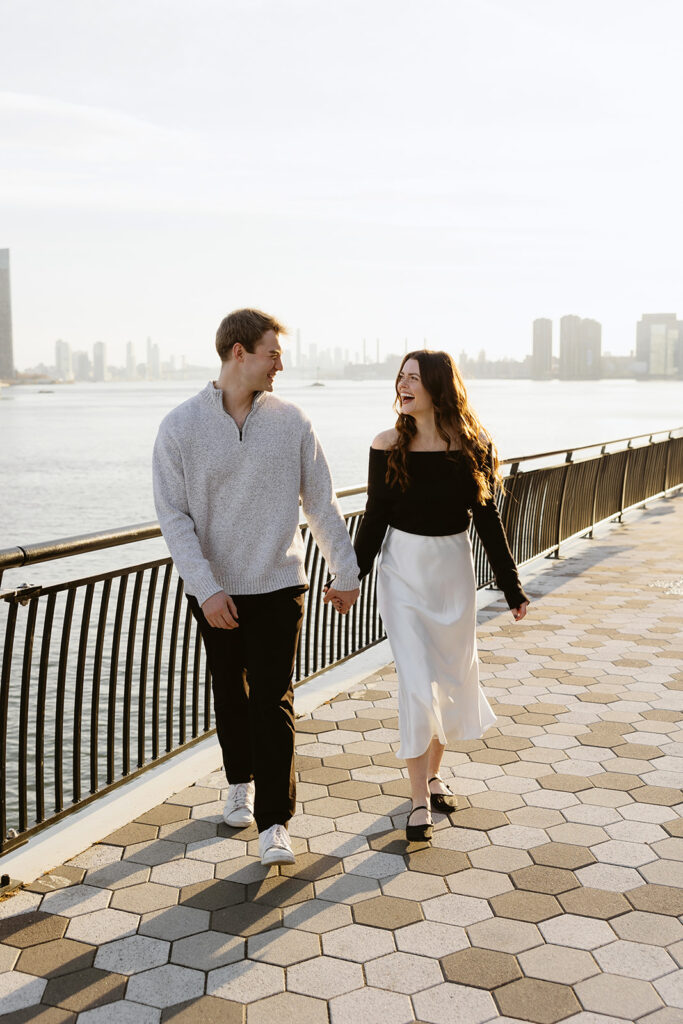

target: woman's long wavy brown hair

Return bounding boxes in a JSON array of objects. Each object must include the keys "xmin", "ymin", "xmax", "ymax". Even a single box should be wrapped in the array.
[{"xmin": 386, "ymin": 350, "xmax": 503, "ymax": 503}]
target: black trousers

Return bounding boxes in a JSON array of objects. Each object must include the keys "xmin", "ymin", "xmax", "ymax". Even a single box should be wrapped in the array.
[{"xmin": 187, "ymin": 587, "xmax": 306, "ymax": 832}]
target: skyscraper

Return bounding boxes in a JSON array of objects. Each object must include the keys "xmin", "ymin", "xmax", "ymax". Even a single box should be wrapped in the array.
[
  {"xmin": 560, "ymin": 315, "xmax": 602, "ymax": 379},
  {"xmin": 581, "ymin": 318, "xmax": 601, "ymax": 379},
  {"xmin": 0, "ymin": 249, "xmax": 14, "ymax": 380},
  {"xmin": 532, "ymin": 319, "xmax": 552, "ymax": 379},
  {"xmin": 93, "ymin": 341, "xmax": 107, "ymax": 382},
  {"xmin": 126, "ymin": 341, "xmax": 136, "ymax": 380},
  {"xmin": 559, "ymin": 315, "xmax": 582, "ymax": 379},
  {"xmin": 636, "ymin": 314, "xmax": 680, "ymax": 377},
  {"xmin": 55, "ymin": 339, "xmax": 73, "ymax": 381}
]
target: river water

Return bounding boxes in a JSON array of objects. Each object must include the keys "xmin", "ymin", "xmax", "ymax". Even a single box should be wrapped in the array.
[{"xmin": 1, "ymin": 376, "xmax": 681, "ymax": 586}]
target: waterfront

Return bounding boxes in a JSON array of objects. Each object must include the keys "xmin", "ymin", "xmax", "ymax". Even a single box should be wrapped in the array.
[{"xmin": 2, "ymin": 376, "xmax": 682, "ymax": 555}]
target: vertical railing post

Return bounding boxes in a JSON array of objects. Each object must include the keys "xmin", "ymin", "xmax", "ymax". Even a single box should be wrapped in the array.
[
  {"xmin": 663, "ymin": 431, "xmax": 673, "ymax": 494},
  {"xmin": 588, "ymin": 445, "xmax": 608, "ymax": 538},
  {"xmin": 617, "ymin": 440, "xmax": 632, "ymax": 522},
  {"xmin": 548, "ymin": 451, "xmax": 573, "ymax": 558}
]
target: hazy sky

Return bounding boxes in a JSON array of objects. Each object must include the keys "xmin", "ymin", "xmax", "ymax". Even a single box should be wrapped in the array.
[{"xmin": 3, "ymin": 0, "xmax": 682, "ymax": 368}]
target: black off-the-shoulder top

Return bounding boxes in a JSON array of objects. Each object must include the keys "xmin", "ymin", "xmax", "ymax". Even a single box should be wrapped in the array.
[{"xmin": 353, "ymin": 446, "xmax": 529, "ymax": 610}]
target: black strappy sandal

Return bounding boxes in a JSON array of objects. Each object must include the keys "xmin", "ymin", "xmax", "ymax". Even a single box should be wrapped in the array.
[
  {"xmin": 429, "ymin": 775, "xmax": 458, "ymax": 814},
  {"xmin": 406, "ymin": 805, "xmax": 433, "ymax": 842}
]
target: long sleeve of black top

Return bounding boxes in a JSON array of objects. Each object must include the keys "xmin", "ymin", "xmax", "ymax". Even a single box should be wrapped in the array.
[{"xmin": 353, "ymin": 446, "xmax": 529, "ymax": 610}]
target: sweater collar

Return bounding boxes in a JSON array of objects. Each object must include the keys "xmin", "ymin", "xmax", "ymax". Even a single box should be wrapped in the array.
[{"xmin": 201, "ymin": 381, "xmax": 268, "ymax": 415}]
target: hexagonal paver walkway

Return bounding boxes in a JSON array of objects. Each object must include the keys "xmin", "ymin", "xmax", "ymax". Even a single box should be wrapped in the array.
[{"xmin": 1, "ymin": 497, "xmax": 682, "ymax": 1023}]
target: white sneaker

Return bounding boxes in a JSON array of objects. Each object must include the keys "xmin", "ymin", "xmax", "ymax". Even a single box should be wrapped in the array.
[
  {"xmin": 259, "ymin": 823, "xmax": 295, "ymax": 866},
  {"xmin": 223, "ymin": 781, "xmax": 255, "ymax": 827}
]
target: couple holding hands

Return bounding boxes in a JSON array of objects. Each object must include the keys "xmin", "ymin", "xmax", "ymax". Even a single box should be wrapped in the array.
[{"xmin": 153, "ymin": 308, "xmax": 528, "ymax": 865}]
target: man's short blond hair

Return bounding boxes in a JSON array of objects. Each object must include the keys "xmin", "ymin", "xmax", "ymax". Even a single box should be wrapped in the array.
[{"xmin": 215, "ymin": 309, "xmax": 287, "ymax": 362}]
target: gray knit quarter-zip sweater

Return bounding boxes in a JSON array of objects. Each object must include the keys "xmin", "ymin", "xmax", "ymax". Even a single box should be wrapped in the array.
[{"xmin": 152, "ymin": 382, "xmax": 360, "ymax": 604}]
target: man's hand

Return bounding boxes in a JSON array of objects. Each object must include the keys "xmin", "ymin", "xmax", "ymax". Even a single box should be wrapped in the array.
[
  {"xmin": 323, "ymin": 587, "xmax": 360, "ymax": 615},
  {"xmin": 202, "ymin": 591, "xmax": 239, "ymax": 629}
]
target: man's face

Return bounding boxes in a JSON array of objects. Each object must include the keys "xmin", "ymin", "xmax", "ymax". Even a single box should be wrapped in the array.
[{"xmin": 242, "ymin": 329, "xmax": 284, "ymax": 392}]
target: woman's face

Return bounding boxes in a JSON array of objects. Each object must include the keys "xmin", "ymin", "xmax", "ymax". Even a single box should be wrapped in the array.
[{"xmin": 397, "ymin": 358, "xmax": 433, "ymax": 417}]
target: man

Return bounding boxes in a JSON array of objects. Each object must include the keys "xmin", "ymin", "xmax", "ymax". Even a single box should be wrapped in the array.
[{"xmin": 153, "ymin": 309, "xmax": 360, "ymax": 866}]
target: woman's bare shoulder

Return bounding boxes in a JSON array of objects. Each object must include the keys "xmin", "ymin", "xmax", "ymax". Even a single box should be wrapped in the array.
[{"xmin": 371, "ymin": 428, "xmax": 398, "ymax": 450}]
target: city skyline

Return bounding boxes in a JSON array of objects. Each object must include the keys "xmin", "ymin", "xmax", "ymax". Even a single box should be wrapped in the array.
[
  {"xmin": 12, "ymin": 307, "xmax": 681, "ymax": 383},
  {"xmin": 3, "ymin": 2, "xmax": 683, "ymax": 369}
]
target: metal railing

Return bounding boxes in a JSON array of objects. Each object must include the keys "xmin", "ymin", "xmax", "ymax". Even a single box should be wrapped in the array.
[{"xmin": 1, "ymin": 427, "xmax": 681, "ymax": 856}]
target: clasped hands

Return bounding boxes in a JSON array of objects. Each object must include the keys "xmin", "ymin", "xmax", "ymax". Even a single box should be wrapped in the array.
[
  {"xmin": 323, "ymin": 585, "xmax": 360, "ymax": 615},
  {"xmin": 201, "ymin": 585, "xmax": 361, "ymax": 629}
]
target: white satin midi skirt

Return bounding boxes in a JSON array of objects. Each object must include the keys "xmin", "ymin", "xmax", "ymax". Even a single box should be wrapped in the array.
[{"xmin": 377, "ymin": 527, "xmax": 497, "ymax": 760}]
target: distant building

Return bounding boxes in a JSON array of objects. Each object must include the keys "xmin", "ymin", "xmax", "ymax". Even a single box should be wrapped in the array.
[
  {"xmin": 146, "ymin": 337, "xmax": 161, "ymax": 379},
  {"xmin": 581, "ymin": 318, "xmax": 601, "ymax": 379},
  {"xmin": 73, "ymin": 350, "xmax": 91, "ymax": 381},
  {"xmin": 0, "ymin": 249, "xmax": 14, "ymax": 379},
  {"xmin": 55, "ymin": 339, "xmax": 73, "ymax": 381},
  {"xmin": 635, "ymin": 314, "xmax": 680, "ymax": 377},
  {"xmin": 93, "ymin": 341, "xmax": 107, "ymax": 382},
  {"xmin": 559, "ymin": 315, "xmax": 601, "ymax": 379},
  {"xmin": 126, "ymin": 341, "xmax": 136, "ymax": 380},
  {"xmin": 532, "ymin": 319, "xmax": 552, "ymax": 379}
]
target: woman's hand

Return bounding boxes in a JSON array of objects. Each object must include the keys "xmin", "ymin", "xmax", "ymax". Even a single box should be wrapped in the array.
[{"xmin": 511, "ymin": 601, "xmax": 529, "ymax": 622}]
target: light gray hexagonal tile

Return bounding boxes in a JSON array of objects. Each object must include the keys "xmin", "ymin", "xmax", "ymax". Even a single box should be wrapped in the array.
[
  {"xmin": 69, "ymin": 843, "xmax": 123, "ymax": 868},
  {"xmin": 94, "ymin": 934, "xmax": 171, "ymax": 975},
  {"xmin": 287, "ymin": 814, "xmax": 335, "ymax": 838},
  {"xmin": 431, "ymin": 827, "xmax": 490, "ymax": 853},
  {"xmin": 139, "ymin": 905, "xmax": 210, "ymax": 940},
  {"xmin": 576, "ymin": 863, "xmax": 644, "ymax": 892},
  {"xmin": 412, "ymin": 981, "xmax": 497, "ymax": 1024},
  {"xmin": 287, "ymin": 954, "xmax": 364, "ymax": 999},
  {"xmin": 382, "ymin": 870, "xmax": 446, "ymax": 901},
  {"xmin": 85, "ymin": 861, "xmax": 151, "ymax": 890},
  {"xmin": 468, "ymin": 916, "xmax": 542, "ymax": 954},
  {"xmin": 329, "ymin": 985, "xmax": 414, "ymax": 1024},
  {"xmin": 365, "ymin": 951, "xmax": 443, "ymax": 993},
  {"xmin": 150, "ymin": 858, "xmax": 215, "ymax": 888},
  {"xmin": 575, "ymin": 972, "xmax": 664, "ymax": 1020},
  {"xmin": 307, "ymin": 831, "xmax": 369, "ymax": 858},
  {"xmin": 171, "ymin": 929, "xmax": 244, "ymax": 969},
  {"xmin": 40, "ymin": 882, "xmax": 112, "ymax": 917},
  {"xmin": 314, "ymin": 874, "xmax": 381, "ymax": 904},
  {"xmin": 595, "ymin": 940, "xmax": 676, "ymax": 981},
  {"xmin": 593, "ymin": 840, "xmax": 657, "ymax": 868},
  {"xmin": 247, "ymin": 926, "xmax": 320, "ymax": 966},
  {"xmin": 423, "ymin": 893, "xmax": 492, "ymax": 926},
  {"xmin": 281, "ymin": 899, "xmax": 353, "ymax": 934},
  {"xmin": 0, "ymin": 891, "xmax": 42, "ymax": 920},
  {"xmin": 322, "ymin": 923, "xmax": 395, "ymax": 962},
  {"xmin": 126, "ymin": 963, "xmax": 205, "ymax": 1008},
  {"xmin": 77, "ymin": 1001, "xmax": 161, "ymax": 1024},
  {"xmin": 395, "ymin": 920, "xmax": 469, "ymax": 958},
  {"xmin": 539, "ymin": 914, "xmax": 617, "ymax": 951},
  {"xmin": 333, "ymin": 811, "xmax": 395, "ymax": 836},
  {"xmin": 0, "ymin": 943, "xmax": 19, "ymax": 971},
  {"xmin": 66, "ymin": 907, "xmax": 139, "ymax": 944},
  {"xmin": 654, "ymin": 969, "xmax": 683, "ymax": 1008},
  {"xmin": 186, "ymin": 837, "xmax": 245, "ymax": 863},
  {"xmin": 343, "ymin": 850, "xmax": 405, "ymax": 879},
  {"xmin": 0, "ymin": 972, "xmax": 46, "ymax": 1016},
  {"xmin": 124, "ymin": 840, "xmax": 185, "ymax": 866},
  {"xmin": 207, "ymin": 960, "xmax": 284, "ymax": 1003},
  {"xmin": 447, "ymin": 868, "xmax": 513, "ymax": 899},
  {"xmin": 518, "ymin": 943, "xmax": 600, "ymax": 984}
]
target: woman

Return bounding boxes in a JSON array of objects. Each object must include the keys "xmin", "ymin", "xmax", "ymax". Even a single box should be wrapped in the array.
[{"xmin": 353, "ymin": 350, "xmax": 529, "ymax": 842}]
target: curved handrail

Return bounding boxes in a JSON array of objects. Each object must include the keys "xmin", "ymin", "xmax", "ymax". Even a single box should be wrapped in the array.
[{"xmin": 1, "ymin": 426, "xmax": 681, "ymax": 573}]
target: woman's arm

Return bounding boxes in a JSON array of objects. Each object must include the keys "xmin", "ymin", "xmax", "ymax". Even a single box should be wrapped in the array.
[
  {"xmin": 471, "ymin": 445, "xmax": 530, "ymax": 610},
  {"xmin": 353, "ymin": 445, "xmax": 394, "ymax": 579}
]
